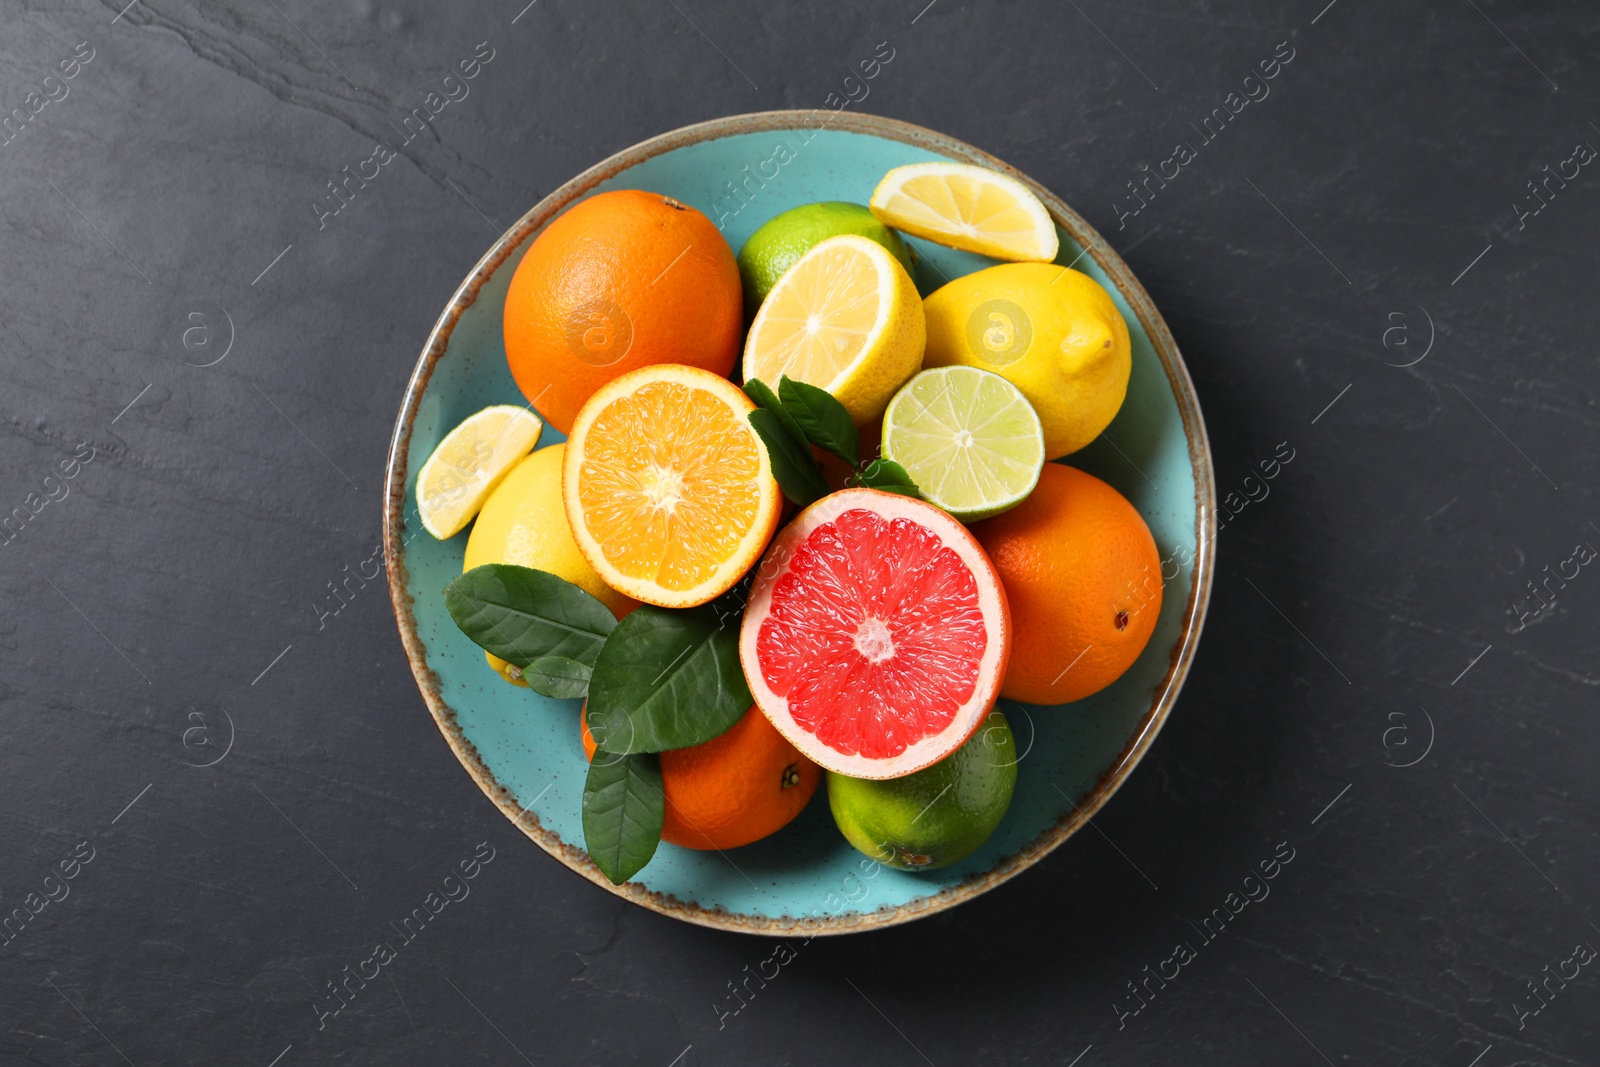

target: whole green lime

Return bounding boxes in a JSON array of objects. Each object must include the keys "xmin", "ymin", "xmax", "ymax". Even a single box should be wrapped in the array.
[
  {"xmin": 827, "ymin": 709, "xmax": 1017, "ymax": 871},
  {"xmin": 737, "ymin": 202, "xmax": 914, "ymax": 319}
]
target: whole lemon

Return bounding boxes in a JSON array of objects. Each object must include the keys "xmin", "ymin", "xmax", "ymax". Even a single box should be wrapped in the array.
[
  {"xmin": 464, "ymin": 443, "xmax": 636, "ymax": 685},
  {"xmin": 921, "ymin": 263, "xmax": 1130, "ymax": 460}
]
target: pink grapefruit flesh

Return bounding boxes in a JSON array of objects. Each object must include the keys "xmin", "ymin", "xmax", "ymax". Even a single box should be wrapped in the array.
[{"xmin": 739, "ymin": 488, "xmax": 1011, "ymax": 779}]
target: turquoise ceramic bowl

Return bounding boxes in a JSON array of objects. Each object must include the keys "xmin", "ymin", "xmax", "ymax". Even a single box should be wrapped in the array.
[{"xmin": 383, "ymin": 112, "xmax": 1214, "ymax": 935}]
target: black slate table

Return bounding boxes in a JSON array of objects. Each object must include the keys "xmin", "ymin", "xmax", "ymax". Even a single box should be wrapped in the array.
[{"xmin": 3, "ymin": 1, "xmax": 1596, "ymax": 1064}]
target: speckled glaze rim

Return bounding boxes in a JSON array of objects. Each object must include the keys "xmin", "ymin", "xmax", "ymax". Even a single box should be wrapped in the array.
[{"xmin": 383, "ymin": 110, "xmax": 1216, "ymax": 936}]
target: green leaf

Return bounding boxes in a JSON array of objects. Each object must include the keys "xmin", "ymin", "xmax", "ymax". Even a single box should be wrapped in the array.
[
  {"xmin": 522, "ymin": 655, "xmax": 591, "ymax": 699},
  {"xmin": 748, "ymin": 408, "xmax": 830, "ymax": 508},
  {"xmin": 779, "ymin": 376, "xmax": 860, "ymax": 467},
  {"xmin": 582, "ymin": 751, "xmax": 664, "ymax": 884},
  {"xmin": 743, "ymin": 378, "xmax": 809, "ymax": 450},
  {"xmin": 852, "ymin": 457, "xmax": 921, "ymax": 497},
  {"xmin": 444, "ymin": 564, "xmax": 616, "ymax": 669},
  {"xmin": 586, "ymin": 605, "xmax": 752, "ymax": 754}
]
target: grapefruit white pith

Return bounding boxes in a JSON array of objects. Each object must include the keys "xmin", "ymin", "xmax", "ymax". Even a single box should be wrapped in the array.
[{"xmin": 738, "ymin": 489, "xmax": 1012, "ymax": 780}]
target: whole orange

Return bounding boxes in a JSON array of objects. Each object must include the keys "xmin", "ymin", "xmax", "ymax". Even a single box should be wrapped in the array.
[
  {"xmin": 581, "ymin": 705, "xmax": 821, "ymax": 850},
  {"xmin": 503, "ymin": 189, "xmax": 742, "ymax": 434},
  {"xmin": 971, "ymin": 463, "xmax": 1162, "ymax": 704}
]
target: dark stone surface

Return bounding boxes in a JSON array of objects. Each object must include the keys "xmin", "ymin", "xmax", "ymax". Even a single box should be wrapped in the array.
[{"xmin": 2, "ymin": 0, "xmax": 1596, "ymax": 1064}]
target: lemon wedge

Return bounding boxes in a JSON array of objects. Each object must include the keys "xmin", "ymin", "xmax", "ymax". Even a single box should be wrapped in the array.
[
  {"xmin": 870, "ymin": 162, "xmax": 1059, "ymax": 262},
  {"xmin": 417, "ymin": 405, "xmax": 543, "ymax": 539},
  {"xmin": 742, "ymin": 234, "xmax": 925, "ymax": 424}
]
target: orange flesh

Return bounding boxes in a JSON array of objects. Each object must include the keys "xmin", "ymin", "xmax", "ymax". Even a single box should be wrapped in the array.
[{"xmin": 577, "ymin": 380, "xmax": 764, "ymax": 593}]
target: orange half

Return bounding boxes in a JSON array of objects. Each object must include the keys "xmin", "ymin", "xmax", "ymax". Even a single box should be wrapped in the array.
[{"xmin": 563, "ymin": 364, "xmax": 781, "ymax": 608}]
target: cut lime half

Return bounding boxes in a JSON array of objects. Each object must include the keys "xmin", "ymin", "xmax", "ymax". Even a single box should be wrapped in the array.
[
  {"xmin": 881, "ymin": 365, "xmax": 1045, "ymax": 521},
  {"xmin": 417, "ymin": 404, "xmax": 543, "ymax": 539}
]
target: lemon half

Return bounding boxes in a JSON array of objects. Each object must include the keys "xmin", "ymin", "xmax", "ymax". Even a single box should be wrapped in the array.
[{"xmin": 742, "ymin": 234, "xmax": 925, "ymax": 425}]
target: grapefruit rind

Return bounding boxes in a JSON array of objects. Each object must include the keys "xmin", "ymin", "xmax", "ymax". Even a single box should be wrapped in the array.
[
  {"xmin": 739, "ymin": 488, "xmax": 1011, "ymax": 780},
  {"xmin": 563, "ymin": 364, "xmax": 782, "ymax": 609}
]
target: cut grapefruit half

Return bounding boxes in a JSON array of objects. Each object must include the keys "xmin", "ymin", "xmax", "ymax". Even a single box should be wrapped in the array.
[{"xmin": 739, "ymin": 488, "xmax": 1011, "ymax": 779}]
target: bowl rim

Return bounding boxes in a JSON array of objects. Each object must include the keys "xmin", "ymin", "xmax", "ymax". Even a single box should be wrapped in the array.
[{"xmin": 382, "ymin": 109, "xmax": 1216, "ymax": 936}]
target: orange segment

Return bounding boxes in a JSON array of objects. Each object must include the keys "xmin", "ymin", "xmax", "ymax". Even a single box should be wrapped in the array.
[{"xmin": 563, "ymin": 364, "xmax": 781, "ymax": 608}]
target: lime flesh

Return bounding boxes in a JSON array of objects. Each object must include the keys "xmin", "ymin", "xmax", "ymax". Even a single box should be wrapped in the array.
[
  {"xmin": 827, "ymin": 710, "xmax": 1017, "ymax": 871},
  {"xmin": 881, "ymin": 366, "xmax": 1045, "ymax": 521},
  {"xmin": 737, "ymin": 202, "xmax": 913, "ymax": 319}
]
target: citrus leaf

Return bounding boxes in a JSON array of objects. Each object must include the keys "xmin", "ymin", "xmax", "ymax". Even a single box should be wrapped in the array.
[
  {"xmin": 779, "ymin": 375, "xmax": 861, "ymax": 467},
  {"xmin": 852, "ymin": 457, "xmax": 921, "ymax": 497},
  {"xmin": 582, "ymin": 751, "xmax": 664, "ymax": 884},
  {"xmin": 748, "ymin": 409, "xmax": 829, "ymax": 508},
  {"xmin": 522, "ymin": 654, "xmax": 591, "ymax": 699},
  {"xmin": 586, "ymin": 605, "xmax": 752, "ymax": 754},
  {"xmin": 743, "ymin": 378, "xmax": 808, "ymax": 450},
  {"xmin": 444, "ymin": 564, "xmax": 616, "ymax": 669}
]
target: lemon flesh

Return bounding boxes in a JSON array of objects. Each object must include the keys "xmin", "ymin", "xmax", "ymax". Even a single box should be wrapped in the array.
[
  {"xmin": 417, "ymin": 405, "xmax": 542, "ymax": 539},
  {"xmin": 870, "ymin": 162, "xmax": 1059, "ymax": 263},
  {"xmin": 743, "ymin": 234, "xmax": 925, "ymax": 425},
  {"xmin": 922, "ymin": 263, "xmax": 1130, "ymax": 460},
  {"xmin": 882, "ymin": 366, "xmax": 1045, "ymax": 522}
]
